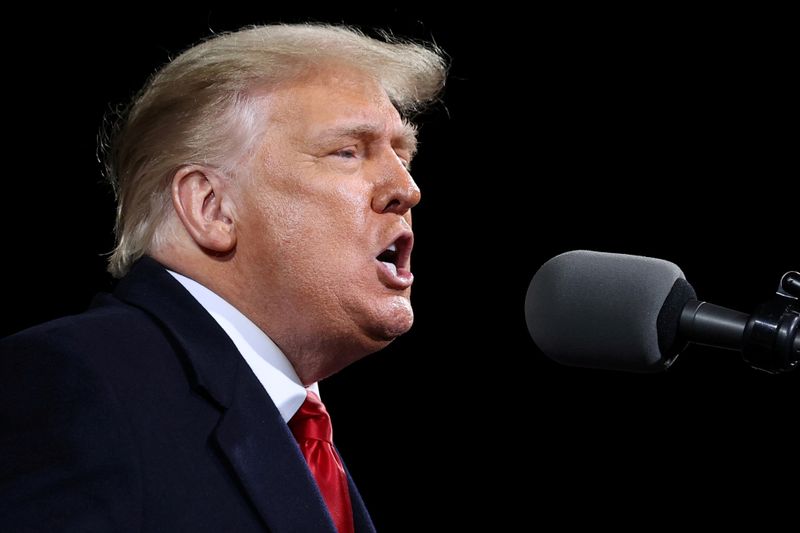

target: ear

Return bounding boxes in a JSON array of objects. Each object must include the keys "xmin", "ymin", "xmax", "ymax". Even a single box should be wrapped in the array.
[{"xmin": 171, "ymin": 165, "xmax": 237, "ymax": 254}]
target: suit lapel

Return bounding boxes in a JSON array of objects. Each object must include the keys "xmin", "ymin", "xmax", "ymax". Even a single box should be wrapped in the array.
[
  {"xmin": 213, "ymin": 363, "xmax": 336, "ymax": 532},
  {"xmin": 114, "ymin": 257, "xmax": 337, "ymax": 532}
]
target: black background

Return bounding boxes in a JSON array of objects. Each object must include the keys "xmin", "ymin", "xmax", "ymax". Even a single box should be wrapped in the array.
[{"xmin": 4, "ymin": 6, "xmax": 797, "ymax": 530}]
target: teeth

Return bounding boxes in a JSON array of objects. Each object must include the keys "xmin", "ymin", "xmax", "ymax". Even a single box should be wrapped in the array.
[
  {"xmin": 384, "ymin": 262, "xmax": 398, "ymax": 276},
  {"xmin": 387, "ymin": 243, "xmax": 397, "ymax": 252}
]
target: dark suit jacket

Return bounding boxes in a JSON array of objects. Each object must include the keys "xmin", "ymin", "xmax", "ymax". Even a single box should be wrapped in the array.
[{"xmin": 0, "ymin": 257, "xmax": 376, "ymax": 532}]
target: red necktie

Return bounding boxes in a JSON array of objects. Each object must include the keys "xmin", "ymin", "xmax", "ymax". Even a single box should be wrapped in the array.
[{"xmin": 289, "ymin": 390, "xmax": 355, "ymax": 533}]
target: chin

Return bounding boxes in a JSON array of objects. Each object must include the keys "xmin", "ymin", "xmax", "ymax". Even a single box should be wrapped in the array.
[{"xmin": 364, "ymin": 297, "xmax": 415, "ymax": 343}]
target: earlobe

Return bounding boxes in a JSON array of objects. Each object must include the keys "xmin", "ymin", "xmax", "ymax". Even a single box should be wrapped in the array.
[{"xmin": 171, "ymin": 165, "xmax": 237, "ymax": 254}]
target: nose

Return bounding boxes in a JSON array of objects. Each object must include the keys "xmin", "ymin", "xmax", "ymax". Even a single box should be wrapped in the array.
[{"xmin": 371, "ymin": 158, "xmax": 421, "ymax": 216}]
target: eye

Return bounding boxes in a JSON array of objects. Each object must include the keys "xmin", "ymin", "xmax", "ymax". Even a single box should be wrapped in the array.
[{"xmin": 333, "ymin": 147, "xmax": 358, "ymax": 159}]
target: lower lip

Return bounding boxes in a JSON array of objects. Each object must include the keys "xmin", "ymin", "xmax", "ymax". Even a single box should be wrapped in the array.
[{"xmin": 376, "ymin": 260, "xmax": 414, "ymax": 290}]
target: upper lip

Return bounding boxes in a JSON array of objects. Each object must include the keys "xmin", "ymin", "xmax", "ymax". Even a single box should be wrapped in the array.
[{"xmin": 376, "ymin": 230, "xmax": 414, "ymax": 270}]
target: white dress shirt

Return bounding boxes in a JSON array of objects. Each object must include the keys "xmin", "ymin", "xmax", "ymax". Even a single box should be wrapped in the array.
[{"xmin": 167, "ymin": 270, "xmax": 317, "ymax": 423}]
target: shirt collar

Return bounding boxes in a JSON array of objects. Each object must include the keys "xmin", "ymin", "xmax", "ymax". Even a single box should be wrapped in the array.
[{"xmin": 167, "ymin": 270, "xmax": 318, "ymax": 422}]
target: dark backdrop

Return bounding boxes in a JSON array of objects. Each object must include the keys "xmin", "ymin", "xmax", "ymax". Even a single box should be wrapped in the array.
[{"xmin": 4, "ymin": 6, "xmax": 796, "ymax": 530}]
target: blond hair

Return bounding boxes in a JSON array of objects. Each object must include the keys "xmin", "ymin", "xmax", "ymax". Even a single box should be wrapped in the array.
[{"xmin": 102, "ymin": 24, "xmax": 447, "ymax": 278}]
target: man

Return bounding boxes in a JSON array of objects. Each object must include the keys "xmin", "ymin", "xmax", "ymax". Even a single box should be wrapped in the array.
[{"xmin": 0, "ymin": 24, "xmax": 445, "ymax": 531}]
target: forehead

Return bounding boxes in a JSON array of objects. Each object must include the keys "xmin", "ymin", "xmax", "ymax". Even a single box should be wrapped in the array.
[{"xmin": 263, "ymin": 66, "xmax": 406, "ymax": 139}]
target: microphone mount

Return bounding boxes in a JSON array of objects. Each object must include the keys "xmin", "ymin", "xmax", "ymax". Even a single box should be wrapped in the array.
[{"xmin": 742, "ymin": 271, "xmax": 800, "ymax": 373}]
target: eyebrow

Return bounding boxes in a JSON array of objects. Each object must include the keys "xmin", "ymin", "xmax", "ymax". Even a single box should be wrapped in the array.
[{"xmin": 312, "ymin": 121, "xmax": 418, "ymax": 156}]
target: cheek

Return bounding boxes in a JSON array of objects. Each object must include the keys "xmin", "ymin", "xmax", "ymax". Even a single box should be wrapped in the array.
[
  {"xmin": 307, "ymin": 184, "xmax": 373, "ymax": 256},
  {"xmin": 238, "ymin": 171, "xmax": 374, "ymax": 275},
  {"xmin": 235, "ymin": 186, "xmax": 313, "ymax": 276},
  {"xmin": 330, "ymin": 182, "xmax": 372, "ymax": 224}
]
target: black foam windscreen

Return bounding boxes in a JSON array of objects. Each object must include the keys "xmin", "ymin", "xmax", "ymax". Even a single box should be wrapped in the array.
[{"xmin": 525, "ymin": 250, "xmax": 694, "ymax": 372}]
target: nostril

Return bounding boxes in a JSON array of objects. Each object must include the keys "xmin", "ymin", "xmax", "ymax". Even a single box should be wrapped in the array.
[{"xmin": 383, "ymin": 199, "xmax": 401, "ymax": 213}]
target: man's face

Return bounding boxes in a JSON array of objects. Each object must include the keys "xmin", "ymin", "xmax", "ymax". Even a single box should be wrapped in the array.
[{"xmin": 233, "ymin": 66, "xmax": 420, "ymax": 363}]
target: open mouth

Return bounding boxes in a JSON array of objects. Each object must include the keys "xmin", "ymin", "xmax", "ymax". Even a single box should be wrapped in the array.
[
  {"xmin": 377, "ymin": 244, "xmax": 400, "ymax": 275},
  {"xmin": 375, "ymin": 233, "xmax": 414, "ymax": 289}
]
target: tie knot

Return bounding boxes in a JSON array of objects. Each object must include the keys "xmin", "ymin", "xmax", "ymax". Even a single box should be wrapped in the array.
[{"xmin": 289, "ymin": 391, "xmax": 333, "ymax": 443}]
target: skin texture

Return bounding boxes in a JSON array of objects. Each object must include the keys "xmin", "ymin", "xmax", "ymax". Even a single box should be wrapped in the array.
[{"xmin": 153, "ymin": 65, "xmax": 421, "ymax": 385}]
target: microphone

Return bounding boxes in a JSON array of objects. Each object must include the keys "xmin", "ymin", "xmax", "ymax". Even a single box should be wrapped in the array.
[{"xmin": 525, "ymin": 250, "xmax": 799, "ymax": 373}]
